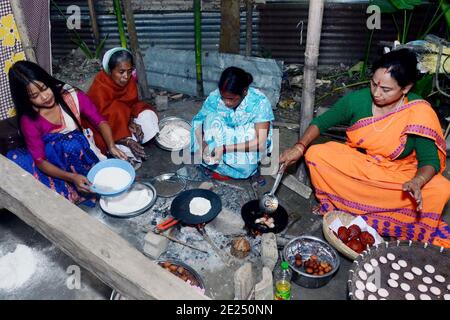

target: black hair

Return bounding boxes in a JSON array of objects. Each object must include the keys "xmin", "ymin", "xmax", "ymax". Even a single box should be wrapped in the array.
[
  {"xmin": 218, "ymin": 66, "xmax": 253, "ymax": 96},
  {"xmin": 8, "ymin": 60, "xmax": 82, "ymax": 134},
  {"xmin": 371, "ymin": 48, "xmax": 419, "ymax": 87},
  {"xmin": 108, "ymin": 49, "xmax": 134, "ymax": 73}
]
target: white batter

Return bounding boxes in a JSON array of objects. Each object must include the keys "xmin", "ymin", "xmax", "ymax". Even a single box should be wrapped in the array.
[
  {"xmin": 94, "ymin": 167, "xmax": 131, "ymax": 192},
  {"xmin": 189, "ymin": 197, "xmax": 212, "ymax": 216},
  {"xmin": 103, "ymin": 188, "xmax": 153, "ymax": 215},
  {"xmin": 158, "ymin": 123, "xmax": 191, "ymax": 149}
]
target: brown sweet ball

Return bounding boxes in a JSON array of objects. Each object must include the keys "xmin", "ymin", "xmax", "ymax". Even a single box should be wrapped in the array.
[
  {"xmin": 310, "ymin": 255, "xmax": 318, "ymax": 261},
  {"xmin": 306, "ymin": 267, "xmax": 314, "ymax": 274},
  {"xmin": 295, "ymin": 259, "xmax": 303, "ymax": 267},
  {"xmin": 348, "ymin": 224, "xmax": 362, "ymax": 239},
  {"xmin": 295, "ymin": 253, "xmax": 302, "ymax": 261},
  {"xmin": 337, "ymin": 226, "xmax": 350, "ymax": 242},
  {"xmin": 347, "ymin": 238, "xmax": 364, "ymax": 253},
  {"xmin": 169, "ymin": 264, "xmax": 178, "ymax": 272},
  {"xmin": 360, "ymin": 231, "xmax": 375, "ymax": 247}
]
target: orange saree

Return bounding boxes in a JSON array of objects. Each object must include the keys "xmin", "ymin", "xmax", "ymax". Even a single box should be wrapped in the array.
[
  {"xmin": 305, "ymin": 99, "xmax": 450, "ymax": 247},
  {"xmin": 82, "ymin": 70, "xmax": 155, "ymax": 154}
]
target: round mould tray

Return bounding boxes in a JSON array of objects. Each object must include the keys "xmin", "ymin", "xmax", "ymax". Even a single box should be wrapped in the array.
[{"xmin": 348, "ymin": 240, "xmax": 449, "ymax": 300}]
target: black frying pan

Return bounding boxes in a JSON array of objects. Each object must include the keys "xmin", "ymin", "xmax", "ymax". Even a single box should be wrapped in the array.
[{"xmin": 156, "ymin": 189, "xmax": 222, "ymax": 231}]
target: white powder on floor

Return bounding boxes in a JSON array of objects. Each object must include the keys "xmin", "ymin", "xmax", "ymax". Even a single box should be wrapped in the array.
[
  {"xmin": 102, "ymin": 188, "xmax": 153, "ymax": 215},
  {"xmin": 93, "ymin": 167, "xmax": 131, "ymax": 192},
  {"xmin": 0, "ymin": 244, "xmax": 37, "ymax": 290},
  {"xmin": 189, "ymin": 197, "xmax": 212, "ymax": 216},
  {"xmin": 158, "ymin": 123, "xmax": 190, "ymax": 149}
]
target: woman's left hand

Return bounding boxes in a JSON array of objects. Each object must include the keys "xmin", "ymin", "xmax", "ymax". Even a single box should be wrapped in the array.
[
  {"xmin": 109, "ymin": 145, "xmax": 128, "ymax": 161},
  {"xmin": 402, "ymin": 178, "xmax": 423, "ymax": 211}
]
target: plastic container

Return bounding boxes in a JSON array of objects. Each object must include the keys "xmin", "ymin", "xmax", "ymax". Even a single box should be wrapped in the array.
[{"xmin": 274, "ymin": 261, "xmax": 292, "ymax": 300}]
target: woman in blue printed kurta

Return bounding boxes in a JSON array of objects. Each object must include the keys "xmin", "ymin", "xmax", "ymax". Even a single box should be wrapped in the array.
[{"xmin": 191, "ymin": 67, "xmax": 274, "ymax": 179}]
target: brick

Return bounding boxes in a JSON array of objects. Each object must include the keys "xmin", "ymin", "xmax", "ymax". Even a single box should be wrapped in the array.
[
  {"xmin": 233, "ymin": 262, "xmax": 254, "ymax": 300},
  {"xmin": 142, "ymin": 231, "xmax": 169, "ymax": 259},
  {"xmin": 255, "ymin": 267, "xmax": 273, "ymax": 300},
  {"xmin": 261, "ymin": 232, "xmax": 278, "ymax": 271}
]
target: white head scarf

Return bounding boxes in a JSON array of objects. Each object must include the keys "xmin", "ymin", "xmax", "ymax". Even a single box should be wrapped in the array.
[{"xmin": 102, "ymin": 47, "xmax": 132, "ymax": 74}]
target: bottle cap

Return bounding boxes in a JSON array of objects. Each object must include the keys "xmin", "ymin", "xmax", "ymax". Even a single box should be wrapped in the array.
[{"xmin": 281, "ymin": 261, "xmax": 289, "ymax": 269}]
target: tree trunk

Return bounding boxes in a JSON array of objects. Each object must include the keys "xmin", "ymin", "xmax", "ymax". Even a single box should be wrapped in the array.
[
  {"xmin": 297, "ymin": 0, "xmax": 324, "ymax": 182},
  {"xmin": 219, "ymin": 0, "xmax": 241, "ymax": 54},
  {"xmin": 10, "ymin": 0, "xmax": 37, "ymax": 63},
  {"xmin": 246, "ymin": 0, "xmax": 253, "ymax": 56},
  {"xmin": 122, "ymin": 0, "xmax": 150, "ymax": 100},
  {"xmin": 87, "ymin": 0, "xmax": 100, "ymax": 46}
]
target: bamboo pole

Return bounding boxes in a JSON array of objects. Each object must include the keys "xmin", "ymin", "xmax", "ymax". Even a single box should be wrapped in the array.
[
  {"xmin": 122, "ymin": 0, "xmax": 150, "ymax": 99},
  {"xmin": 297, "ymin": 0, "xmax": 324, "ymax": 182},
  {"xmin": 87, "ymin": 0, "xmax": 100, "ymax": 46},
  {"xmin": 246, "ymin": 0, "xmax": 253, "ymax": 56},
  {"xmin": 194, "ymin": 0, "xmax": 204, "ymax": 97},
  {"xmin": 10, "ymin": 0, "xmax": 37, "ymax": 63}
]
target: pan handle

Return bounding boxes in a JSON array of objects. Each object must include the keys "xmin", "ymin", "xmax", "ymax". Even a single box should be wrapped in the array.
[{"xmin": 155, "ymin": 217, "xmax": 179, "ymax": 233}]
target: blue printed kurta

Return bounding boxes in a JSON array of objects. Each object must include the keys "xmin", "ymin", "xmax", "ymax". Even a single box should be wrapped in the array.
[{"xmin": 191, "ymin": 87, "xmax": 274, "ymax": 179}]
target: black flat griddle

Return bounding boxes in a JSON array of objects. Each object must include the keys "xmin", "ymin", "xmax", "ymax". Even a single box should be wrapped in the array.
[{"xmin": 169, "ymin": 189, "xmax": 222, "ymax": 225}]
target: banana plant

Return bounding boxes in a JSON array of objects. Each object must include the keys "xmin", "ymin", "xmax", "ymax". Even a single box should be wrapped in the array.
[
  {"xmin": 51, "ymin": 0, "xmax": 108, "ymax": 59},
  {"xmin": 372, "ymin": 0, "xmax": 422, "ymax": 43}
]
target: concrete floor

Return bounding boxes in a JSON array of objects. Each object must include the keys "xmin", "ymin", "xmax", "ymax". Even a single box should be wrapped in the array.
[{"xmin": 0, "ymin": 97, "xmax": 449, "ymax": 300}]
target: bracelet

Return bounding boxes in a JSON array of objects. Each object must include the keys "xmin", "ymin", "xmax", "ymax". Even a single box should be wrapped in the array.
[
  {"xmin": 222, "ymin": 144, "xmax": 227, "ymax": 154},
  {"xmin": 295, "ymin": 141, "xmax": 307, "ymax": 152}
]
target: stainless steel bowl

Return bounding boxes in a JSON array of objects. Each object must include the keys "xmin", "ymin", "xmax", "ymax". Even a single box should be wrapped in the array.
[
  {"xmin": 155, "ymin": 116, "xmax": 192, "ymax": 151},
  {"xmin": 283, "ymin": 236, "xmax": 340, "ymax": 288}
]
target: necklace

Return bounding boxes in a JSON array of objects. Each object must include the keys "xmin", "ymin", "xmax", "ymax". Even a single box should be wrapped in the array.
[{"xmin": 371, "ymin": 96, "xmax": 404, "ymax": 132}]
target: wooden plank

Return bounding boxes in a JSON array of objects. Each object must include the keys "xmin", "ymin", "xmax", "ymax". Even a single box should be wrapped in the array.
[
  {"xmin": 271, "ymin": 173, "xmax": 312, "ymax": 199},
  {"xmin": 0, "ymin": 155, "xmax": 208, "ymax": 300}
]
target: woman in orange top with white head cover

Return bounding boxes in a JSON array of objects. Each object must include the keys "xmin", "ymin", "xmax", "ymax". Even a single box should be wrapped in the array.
[{"xmin": 84, "ymin": 47, "xmax": 159, "ymax": 168}]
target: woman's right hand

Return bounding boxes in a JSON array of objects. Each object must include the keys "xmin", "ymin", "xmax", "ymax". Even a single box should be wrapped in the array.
[
  {"xmin": 71, "ymin": 174, "xmax": 92, "ymax": 193},
  {"xmin": 127, "ymin": 138, "xmax": 147, "ymax": 159},
  {"xmin": 279, "ymin": 144, "xmax": 305, "ymax": 168}
]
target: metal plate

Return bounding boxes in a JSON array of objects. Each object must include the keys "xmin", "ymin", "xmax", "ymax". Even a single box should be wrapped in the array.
[
  {"xmin": 99, "ymin": 182, "xmax": 157, "ymax": 218},
  {"xmin": 150, "ymin": 173, "xmax": 187, "ymax": 198},
  {"xmin": 348, "ymin": 240, "xmax": 449, "ymax": 300}
]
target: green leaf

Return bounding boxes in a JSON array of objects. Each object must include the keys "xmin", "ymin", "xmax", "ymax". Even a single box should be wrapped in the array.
[
  {"xmin": 390, "ymin": 0, "xmax": 422, "ymax": 10},
  {"xmin": 371, "ymin": 0, "xmax": 397, "ymax": 13},
  {"xmin": 95, "ymin": 34, "xmax": 109, "ymax": 59},
  {"xmin": 349, "ymin": 61, "xmax": 364, "ymax": 75},
  {"xmin": 412, "ymin": 73, "xmax": 433, "ymax": 97},
  {"xmin": 441, "ymin": 1, "xmax": 450, "ymax": 30}
]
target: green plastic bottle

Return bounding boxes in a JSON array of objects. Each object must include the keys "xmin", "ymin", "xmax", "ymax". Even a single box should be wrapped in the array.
[{"xmin": 274, "ymin": 261, "xmax": 292, "ymax": 300}]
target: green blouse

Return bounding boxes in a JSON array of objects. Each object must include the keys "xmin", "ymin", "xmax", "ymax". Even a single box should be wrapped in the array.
[{"xmin": 310, "ymin": 88, "xmax": 440, "ymax": 173}]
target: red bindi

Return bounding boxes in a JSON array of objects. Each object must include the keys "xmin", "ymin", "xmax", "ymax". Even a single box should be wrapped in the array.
[{"xmin": 377, "ymin": 80, "xmax": 381, "ymax": 86}]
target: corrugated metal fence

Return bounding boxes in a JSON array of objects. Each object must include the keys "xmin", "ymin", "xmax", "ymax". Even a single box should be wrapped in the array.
[{"xmin": 50, "ymin": 0, "xmax": 439, "ymax": 67}]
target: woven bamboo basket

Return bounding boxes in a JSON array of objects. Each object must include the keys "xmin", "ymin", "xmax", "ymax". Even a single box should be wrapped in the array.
[{"xmin": 322, "ymin": 211, "xmax": 359, "ymax": 260}]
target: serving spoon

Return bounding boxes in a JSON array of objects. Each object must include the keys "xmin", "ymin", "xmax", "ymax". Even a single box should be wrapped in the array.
[{"xmin": 259, "ymin": 164, "xmax": 286, "ymax": 214}]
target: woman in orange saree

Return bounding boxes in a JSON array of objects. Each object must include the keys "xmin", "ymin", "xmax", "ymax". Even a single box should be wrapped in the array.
[
  {"xmin": 280, "ymin": 49, "xmax": 450, "ymax": 248},
  {"xmin": 83, "ymin": 48, "xmax": 159, "ymax": 168}
]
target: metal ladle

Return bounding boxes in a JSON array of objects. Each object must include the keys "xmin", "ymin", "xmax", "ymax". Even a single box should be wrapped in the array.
[{"xmin": 259, "ymin": 164, "xmax": 285, "ymax": 214}]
